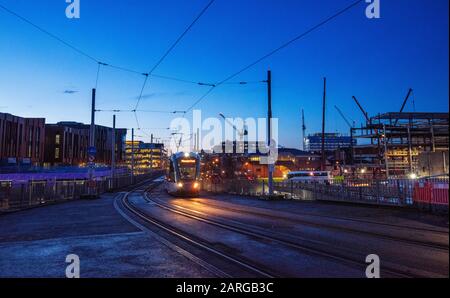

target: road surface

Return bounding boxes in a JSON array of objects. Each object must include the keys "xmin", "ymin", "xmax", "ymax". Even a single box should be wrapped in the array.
[{"xmin": 0, "ymin": 179, "xmax": 448, "ymax": 278}]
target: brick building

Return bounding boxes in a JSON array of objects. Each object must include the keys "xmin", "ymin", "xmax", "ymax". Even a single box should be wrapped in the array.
[
  {"xmin": 0, "ymin": 112, "xmax": 45, "ymax": 166},
  {"xmin": 44, "ymin": 122, "xmax": 127, "ymax": 166}
]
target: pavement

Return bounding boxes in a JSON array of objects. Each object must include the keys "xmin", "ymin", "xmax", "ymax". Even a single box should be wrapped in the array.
[{"xmin": 0, "ymin": 193, "xmax": 213, "ymax": 278}]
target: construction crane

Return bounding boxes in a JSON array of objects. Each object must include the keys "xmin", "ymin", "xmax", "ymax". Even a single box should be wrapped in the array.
[
  {"xmin": 219, "ymin": 113, "xmax": 248, "ymax": 142},
  {"xmin": 352, "ymin": 96, "xmax": 370, "ymax": 123},
  {"xmin": 393, "ymin": 88, "xmax": 413, "ymax": 126},
  {"xmin": 352, "ymin": 95, "xmax": 379, "ymax": 135},
  {"xmin": 334, "ymin": 105, "xmax": 355, "ymax": 129},
  {"xmin": 301, "ymin": 109, "xmax": 306, "ymax": 151}
]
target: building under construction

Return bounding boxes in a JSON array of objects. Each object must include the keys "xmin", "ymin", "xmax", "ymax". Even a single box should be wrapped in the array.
[{"xmin": 351, "ymin": 112, "xmax": 449, "ymax": 178}]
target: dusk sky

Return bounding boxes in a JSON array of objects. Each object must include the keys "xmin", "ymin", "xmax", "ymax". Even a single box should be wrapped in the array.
[{"xmin": 1, "ymin": 0, "xmax": 448, "ymax": 149}]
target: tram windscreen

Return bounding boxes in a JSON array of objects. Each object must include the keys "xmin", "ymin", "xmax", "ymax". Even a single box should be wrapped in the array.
[{"xmin": 178, "ymin": 159, "xmax": 197, "ymax": 180}]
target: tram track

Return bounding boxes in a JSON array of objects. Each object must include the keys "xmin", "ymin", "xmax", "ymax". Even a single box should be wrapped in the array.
[
  {"xmin": 176, "ymin": 196, "xmax": 449, "ymax": 250},
  {"xmin": 145, "ymin": 186, "xmax": 448, "ymax": 278},
  {"xmin": 201, "ymin": 194, "xmax": 449, "ymax": 235},
  {"xmin": 118, "ymin": 182, "xmax": 276, "ymax": 278}
]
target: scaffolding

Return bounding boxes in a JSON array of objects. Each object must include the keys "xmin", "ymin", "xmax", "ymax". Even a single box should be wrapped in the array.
[{"xmin": 351, "ymin": 112, "xmax": 449, "ymax": 178}]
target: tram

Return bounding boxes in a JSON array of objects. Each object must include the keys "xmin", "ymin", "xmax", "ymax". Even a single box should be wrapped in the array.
[{"xmin": 165, "ymin": 152, "xmax": 201, "ymax": 196}]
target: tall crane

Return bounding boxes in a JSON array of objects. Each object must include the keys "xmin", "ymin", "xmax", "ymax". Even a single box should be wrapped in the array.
[
  {"xmin": 352, "ymin": 96, "xmax": 370, "ymax": 123},
  {"xmin": 393, "ymin": 88, "xmax": 413, "ymax": 126},
  {"xmin": 219, "ymin": 113, "xmax": 248, "ymax": 142},
  {"xmin": 352, "ymin": 95, "xmax": 379, "ymax": 135},
  {"xmin": 334, "ymin": 105, "xmax": 355, "ymax": 129},
  {"xmin": 301, "ymin": 109, "xmax": 306, "ymax": 151}
]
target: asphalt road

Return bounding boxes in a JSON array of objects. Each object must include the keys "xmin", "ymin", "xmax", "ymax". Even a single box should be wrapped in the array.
[{"xmin": 0, "ymin": 181, "xmax": 448, "ymax": 278}]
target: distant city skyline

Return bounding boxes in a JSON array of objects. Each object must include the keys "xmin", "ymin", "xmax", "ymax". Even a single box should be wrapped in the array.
[{"xmin": 1, "ymin": 0, "xmax": 448, "ymax": 149}]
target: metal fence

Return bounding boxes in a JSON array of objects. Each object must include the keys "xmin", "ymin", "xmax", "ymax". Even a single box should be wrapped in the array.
[
  {"xmin": 202, "ymin": 176, "xmax": 449, "ymax": 211},
  {"xmin": 0, "ymin": 171, "xmax": 161, "ymax": 212},
  {"xmin": 202, "ymin": 179, "xmax": 266, "ymax": 196}
]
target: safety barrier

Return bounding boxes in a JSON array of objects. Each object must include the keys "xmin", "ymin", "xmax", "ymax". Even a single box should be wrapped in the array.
[
  {"xmin": 0, "ymin": 171, "xmax": 162, "ymax": 213},
  {"xmin": 202, "ymin": 176, "xmax": 448, "ymax": 213},
  {"xmin": 413, "ymin": 179, "xmax": 449, "ymax": 212}
]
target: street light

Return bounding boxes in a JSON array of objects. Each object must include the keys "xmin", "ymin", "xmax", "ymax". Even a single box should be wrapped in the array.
[{"xmin": 409, "ymin": 173, "xmax": 418, "ymax": 180}]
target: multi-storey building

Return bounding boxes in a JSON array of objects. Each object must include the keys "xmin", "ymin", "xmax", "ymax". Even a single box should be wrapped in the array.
[
  {"xmin": 44, "ymin": 122, "xmax": 127, "ymax": 166},
  {"xmin": 125, "ymin": 141, "xmax": 167, "ymax": 174},
  {"xmin": 0, "ymin": 112, "xmax": 45, "ymax": 166},
  {"xmin": 305, "ymin": 133, "xmax": 356, "ymax": 153},
  {"xmin": 352, "ymin": 112, "xmax": 449, "ymax": 178}
]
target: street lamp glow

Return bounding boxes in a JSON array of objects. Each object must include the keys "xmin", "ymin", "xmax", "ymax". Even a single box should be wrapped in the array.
[
  {"xmin": 409, "ymin": 173, "xmax": 418, "ymax": 180},
  {"xmin": 184, "ymin": 152, "xmax": 190, "ymax": 158}
]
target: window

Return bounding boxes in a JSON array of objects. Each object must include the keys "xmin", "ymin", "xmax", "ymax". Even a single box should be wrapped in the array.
[
  {"xmin": 55, "ymin": 147, "xmax": 60, "ymax": 159},
  {"xmin": 35, "ymin": 128, "xmax": 40, "ymax": 158},
  {"xmin": 28, "ymin": 127, "xmax": 33, "ymax": 158},
  {"xmin": 55, "ymin": 134, "xmax": 60, "ymax": 145}
]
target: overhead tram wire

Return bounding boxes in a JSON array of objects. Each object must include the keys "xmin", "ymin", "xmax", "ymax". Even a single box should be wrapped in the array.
[
  {"xmin": 0, "ymin": 3, "xmax": 214, "ymax": 87},
  {"xmin": 95, "ymin": 109, "xmax": 183, "ymax": 114},
  {"xmin": 149, "ymin": 0, "xmax": 216, "ymax": 76},
  {"xmin": 0, "ymin": 3, "xmax": 98, "ymax": 63},
  {"xmin": 185, "ymin": 0, "xmax": 365, "ymax": 112},
  {"xmin": 133, "ymin": 0, "xmax": 216, "ymax": 112},
  {"xmin": 1, "ymin": 1, "xmax": 211, "ymax": 139},
  {"xmin": 95, "ymin": 62, "xmax": 103, "ymax": 89}
]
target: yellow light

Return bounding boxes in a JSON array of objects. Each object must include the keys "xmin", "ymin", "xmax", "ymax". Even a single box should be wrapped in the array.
[
  {"xmin": 193, "ymin": 182, "xmax": 199, "ymax": 189},
  {"xmin": 177, "ymin": 183, "xmax": 183, "ymax": 188},
  {"xmin": 180, "ymin": 159, "xmax": 196, "ymax": 164},
  {"xmin": 409, "ymin": 173, "xmax": 418, "ymax": 180}
]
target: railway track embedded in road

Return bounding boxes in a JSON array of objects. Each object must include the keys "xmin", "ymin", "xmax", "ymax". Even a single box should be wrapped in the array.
[
  {"xmin": 175, "ymin": 196, "xmax": 449, "ymax": 251},
  {"xmin": 200, "ymin": 195, "xmax": 449, "ymax": 236},
  {"xmin": 118, "ymin": 182, "xmax": 276, "ymax": 278},
  {"xmin": 144, "ymin": 186, "xmax": 447, "ymax": 278}
]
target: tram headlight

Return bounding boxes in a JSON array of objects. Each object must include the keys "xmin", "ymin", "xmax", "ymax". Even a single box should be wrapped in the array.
[{"xmin": 177, "ymin": 183, "xmax": 183, "ymax": 188}]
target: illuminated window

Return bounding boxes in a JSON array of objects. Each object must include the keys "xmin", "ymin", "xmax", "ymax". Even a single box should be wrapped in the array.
[
  {"xmin": 55, "ymin": 134, "xmax": 61, "ymax": 145},
  {"xmin": 55, "ymin": 148, "xmax": 60, "ymax": 159}
]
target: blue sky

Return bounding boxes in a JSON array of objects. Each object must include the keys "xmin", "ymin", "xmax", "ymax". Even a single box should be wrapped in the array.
[{"xmin": 0, "ymin": 0, "xmax": 448, "ymax": 149}]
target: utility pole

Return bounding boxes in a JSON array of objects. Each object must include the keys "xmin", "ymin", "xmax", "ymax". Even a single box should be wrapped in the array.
[
  {"xmin": 111, "ymin": 114, "xmax": 116, "ymax": 187},
  {"xmin": 131, "ymin": 128, "xmax": 135, "ymax": 183},
  {"xmin": 267, "ymin": 70, "xmax": 274, "ymax": 196},
  {"xmin": 150, "ymin": 133, "xmax": 154, "ymax": 172},
  {"xmin": 383, "ymin": 124, "xmax": 389, "ymax": 178},
  {"xmin": 407, "ymin": 124, "xmax": 413, "ymax": 173},
  {"xmin": 321, "ymin": 78, "xmax": 327, "ymax": 171},
  {"xmin": 88, "ymin": 88, "xmax": 96, "ymax": 196},
  {"xmin": 301, "ymin": 109, "xmax": 306, "ymax": 151}
]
